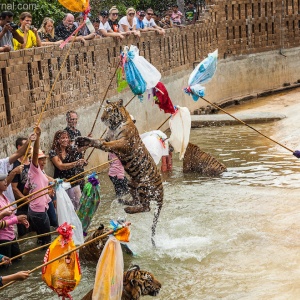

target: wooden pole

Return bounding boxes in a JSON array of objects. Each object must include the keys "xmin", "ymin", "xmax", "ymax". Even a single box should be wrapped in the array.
[
  {"xmin": 0, "ymin": 229, "xmax": 116, "ymax": 290},
  {"xmin": 0, "ymin": 242, "xmax": 52, "ymax": 267},
  {"xmin": 86, "ymin": 94, "xmax": 137, "ymax": 161},
  {"xmin": 200, "ymin": 96, "xmax": 294, "ymax": 153},
  {"xmin": 89, "ymin": 60, "xmax": 120, "ymax": 136}
]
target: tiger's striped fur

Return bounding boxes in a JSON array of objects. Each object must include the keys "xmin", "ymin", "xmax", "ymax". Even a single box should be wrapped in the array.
[
  {"xmin": 81, "ymin": 265, "xmax": 161, "ymax": 300},
  {"xmin": 75, "ymin": 99, "xmax": 163, "ymax": 246},
  {"xmin": 183, "ymin": 142, "xmax": 227, "ymax": 176}
]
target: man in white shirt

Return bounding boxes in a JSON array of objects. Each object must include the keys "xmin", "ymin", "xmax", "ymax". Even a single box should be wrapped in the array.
[
  {"xmin": 99, "ymin": 10, "xmax": 124, "ymax": 39},
  {"xmin": 143, "ymin": 8, "xmax": 165, "ymax": 35}
]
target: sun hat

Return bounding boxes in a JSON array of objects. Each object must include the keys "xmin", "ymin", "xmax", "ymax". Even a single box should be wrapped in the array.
[{"xmin": 38, "ymin": 149, "xmax": 48, "ymax": 159}]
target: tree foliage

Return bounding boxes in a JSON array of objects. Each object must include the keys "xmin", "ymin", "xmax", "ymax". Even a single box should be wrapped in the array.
[{"xmin": 0, "ymin": 0, "xmax": 177, "ymax": 27}]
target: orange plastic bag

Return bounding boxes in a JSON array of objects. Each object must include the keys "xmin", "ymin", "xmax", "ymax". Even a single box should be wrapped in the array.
[
  {"xmin": 42, "ymin": 223, "xmax": 81, "ymax": 299},
  {"xmin": 58, "ymin": 0, "xmax": 89, "ymax": 13},
  {"xmin": 92, "ymin": 236, "xmax": 124, "ymax": 300}
]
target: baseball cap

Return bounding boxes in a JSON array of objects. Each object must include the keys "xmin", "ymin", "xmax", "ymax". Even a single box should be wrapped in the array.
[
  {"xmin": 138, "ymin": 10, "xmax": 145, "ymax": 16},
  {"xmin": 100, "ymin": 10, "xmax": 109, "ymax": 17},
  {"xmin": 0, "ymin": 174, "xmax": 7, "ymax": 181}
]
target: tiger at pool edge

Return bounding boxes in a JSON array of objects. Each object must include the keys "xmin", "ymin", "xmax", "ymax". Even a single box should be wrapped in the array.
[{"xmin": 75, "ymin": 99, "xmax": 164, "ymax": 246}]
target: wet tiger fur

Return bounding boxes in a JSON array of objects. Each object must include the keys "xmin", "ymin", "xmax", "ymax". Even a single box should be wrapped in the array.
[
  {"xmin": 79, "ymin": 225, "xmax": 134, "ymax": 262},
  {"xmin": 81, "ymin": 265, "xmax": 161, "ymax": 300},
  {"xmin": 183, "ymin": 142, "xmax": 227, "ymax": 176},
  {"xmin": 75, "ymin": 99, "xmax": 163, "ymax": 246},
  {"xmin": 79, "ymin": 225, "xmax": 109, "ymax": 262}
]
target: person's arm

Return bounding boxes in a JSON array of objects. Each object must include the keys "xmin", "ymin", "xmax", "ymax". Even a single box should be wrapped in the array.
[
  {"xmin": 83, "ymin": 32, "xmax": 96, "ymax": 40},
  {"xmin": 6, "ymin": 165, "xmax": 23, "ymax": 186},
  {"xmin": 8, "ymin": 133, "xmax": 36, "ymax": 164},
  {"xmin": 51, "ymin": 155, "xmax": 85, "ymax": 171},
  {"xmin": 32, "ymin": 126, "xmax": 40, "ymax": 168},
  {"xmin": 11, "ymin": 28, "xmax": 24, "ymax": 44},
  {"xmin": 0, "ymin": 45, "xmax": 11, "ymax": 52},
  {"xmin": 11, "ymin": 182, "xmax": 25, "ymax": 200},
  {"xmin": 31, "ymin": 28, "xmax": 42, "ymax": 47},
  {"xmin": 1, "ymin": 271, "xmax": 30, "ymax": 285},
  {"xmin": 101, "ymin": 29, "xmax": 124, "ymax": 39}
]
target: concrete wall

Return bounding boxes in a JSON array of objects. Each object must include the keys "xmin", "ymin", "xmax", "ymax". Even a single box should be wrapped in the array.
[{"xmin": 2, "ymin": 0, "xmax": 300, "ymax": 172}]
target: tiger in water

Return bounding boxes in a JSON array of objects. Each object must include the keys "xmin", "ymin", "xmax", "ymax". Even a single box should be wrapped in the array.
[
  {"xmin": 81, "ymin": 265, "xmax": 162, "ymax": 300},
  {"xmin": 183, "ymin": 142, "xmax": 227, "ymax": 176},
  {"xmin": 75, "ymin": 99, "xmax": 163, "ymax": 246}
]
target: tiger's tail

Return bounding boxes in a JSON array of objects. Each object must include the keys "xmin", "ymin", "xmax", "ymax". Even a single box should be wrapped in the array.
[{"xmin": 151, "ymin": 200, "xmax": 163, "ymax": 247}]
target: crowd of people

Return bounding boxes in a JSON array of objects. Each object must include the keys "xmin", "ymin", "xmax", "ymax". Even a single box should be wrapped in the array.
[
  {"xmin": 0, "ymin": 2, "xmax": 204, "ymax": 52},
  {"xmin": 0, "ymin": 110, "xmax": 89, "ymax": 285}
]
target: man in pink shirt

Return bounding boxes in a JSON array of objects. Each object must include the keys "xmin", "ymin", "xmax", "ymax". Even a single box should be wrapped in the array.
[{"xmin": 0, "ymin": 174, "xmax": 29, "ymax": 259}]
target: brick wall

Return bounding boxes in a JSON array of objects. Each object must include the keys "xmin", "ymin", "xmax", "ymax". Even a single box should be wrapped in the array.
[{"xmin": 0, "ymin": 0, "xmax": 299, "ymax": 138}]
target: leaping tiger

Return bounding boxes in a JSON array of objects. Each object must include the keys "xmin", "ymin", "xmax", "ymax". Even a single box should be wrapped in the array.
[{"xmin": 75, "ymin": 99, "xmax": 164, "ymax": 246}]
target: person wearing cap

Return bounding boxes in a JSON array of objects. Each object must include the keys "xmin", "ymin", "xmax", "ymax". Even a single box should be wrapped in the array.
[
  {"xmin": 0, "ymin": 173, "xmax": 29, "ymax": 259},
  {"xmin": 0, "ymin": 11, "xmax": 24, "ymax": 52},
  {"xmin": 23, "ymin": 125, "xmax": 54, "ymax": 247},
  {"xmin": 0, "ymin": 131, "xmax": 36, "ymax": 204},
  {"xmin": 118, "ymin": 8, "xmax": 141, "ymax": 37},
  {"xmin": 136, "ymin": 10, "xmax": 148, "ymax": 31},
  {"xmin": 98, "ymin": 10, "xmax": 124, "ymax": 39},
  {"xmin": 143, "ymin": 8, "xmax": 165, "ymax": 35}
]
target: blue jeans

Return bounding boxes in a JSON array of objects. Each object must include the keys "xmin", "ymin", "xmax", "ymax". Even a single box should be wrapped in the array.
[
  {"xmin": 28, "ymin": 208, "xmax": 51, "ymax": 245},
  {"xmin": 47, "ymin": 200, "xmax": 58, "ymax": 228}
]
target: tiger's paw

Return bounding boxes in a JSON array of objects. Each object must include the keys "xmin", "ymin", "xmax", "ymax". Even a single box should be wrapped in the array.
[
  {"xmin": 124, "ymin": 205, "xmax": 150, "ymax": 214},
  {"xmin": 75, "ymin": 136, "xmax": 94, "ymax": 148},
  {"xmin": 118, "ymin": 199, "xmax": 134, "ymax": 206}
]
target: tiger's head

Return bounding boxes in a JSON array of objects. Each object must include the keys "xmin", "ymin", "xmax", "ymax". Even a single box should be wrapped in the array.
[
  {"xmin": 101, "ymin": 99, "xmax": 131, "ymax": 130},
  {"xmin": 122, "ymin": 265, "xmax": 162, "ymax": 300}
]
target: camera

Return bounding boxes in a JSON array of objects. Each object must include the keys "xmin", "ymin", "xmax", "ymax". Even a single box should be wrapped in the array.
[
  {"xmin": 29, "ymin": 25, "xmax": 35, "ymax": 30},
  {"xmin": 9, "ymin": 22, "xmax": 18, "ymax": 30}
]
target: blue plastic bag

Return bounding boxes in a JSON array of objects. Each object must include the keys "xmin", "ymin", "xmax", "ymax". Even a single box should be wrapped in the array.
[
  {"xmin": 124, "ymin": 50, "xmax": 147, "ymax": 97},
  {"xmin": 184, "ymin": 49, "xmax": 218, "ymax": 101}
]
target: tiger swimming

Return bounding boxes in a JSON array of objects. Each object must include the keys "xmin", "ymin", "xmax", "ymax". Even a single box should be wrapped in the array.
[
  {"xmin": 75, "ymin": 99, "xmax": 164, "ymax": 246},
  {"xmin": 81, "ymin": 265, "xmax": 162, "ymax": 300},
  {"xmin": 183, "ymin": 142, "xmax": 227, "ymax": 176}
]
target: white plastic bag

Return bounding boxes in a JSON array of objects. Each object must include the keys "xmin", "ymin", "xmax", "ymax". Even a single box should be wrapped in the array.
[
  {"xmin": 141, "ymin": 130, "xmax": 169, "ymax": 164},
  {"xmin": 129, "ymin": 45, "xmax": 161, "ymax": 89},
  {"xmin": 168, "ymin": 106, "xmax": 191, "ymax": 160},
  {"xmin": 56, "ymin": 182, "xmax": 84, "ymax": 246},
  {"xmin": 92, "ymin": 236, "xmax": 124, "ymax": 300}
]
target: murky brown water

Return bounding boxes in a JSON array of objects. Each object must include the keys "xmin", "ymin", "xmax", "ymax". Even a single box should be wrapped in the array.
[{"xmin": 2, "ymin": 89, "xmax": 300, "ymax": 299}]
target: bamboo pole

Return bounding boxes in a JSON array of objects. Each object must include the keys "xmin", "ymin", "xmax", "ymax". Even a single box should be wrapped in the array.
[
  {"xmin": 85, "ymin": 94, "xmax": 137, "ymax": 161},
  {"xmin": 0, "ymin": 232, "xmax": 57, "ymax": 248},
  {"xmin": 89, "ymin": 60, "xmax": 120, "ymax": 136},
  {"xmin": 200, "ymin": 96, "xmax": 294, "ymax": 153},
  {"xmin": 0, "ymin": 229, "xmax": 116, "ymax": 291},
  {"xmin": 0, "ymin": 242, "xmax": 52, "ymax": 267},
  {"xmin": 21, "ymin": 34, "xmax": 79, "ymax": 164},
  {"xmin": 0, "ymin": 183, "xmax": 55, "ymax": 212},
  {"xmin": 12, "ymin": 192, "xmax": 49, "ymax": 212}
]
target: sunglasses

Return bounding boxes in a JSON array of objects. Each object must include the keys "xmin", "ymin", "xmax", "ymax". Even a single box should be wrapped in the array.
[
  {"xmin": 102, "ymin": 15, "xmax": 108, "ymax": 18},
  {"xmin": 128, "ymin": 13, "xmax": 135, "ymax": 16},
  {"xmin": 147, "ymin": 13, "xmax": 153, "ymax": 15},
  {"xmin": 111, "ymin": 13, "xmax": 118, "ymax": 16}
]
